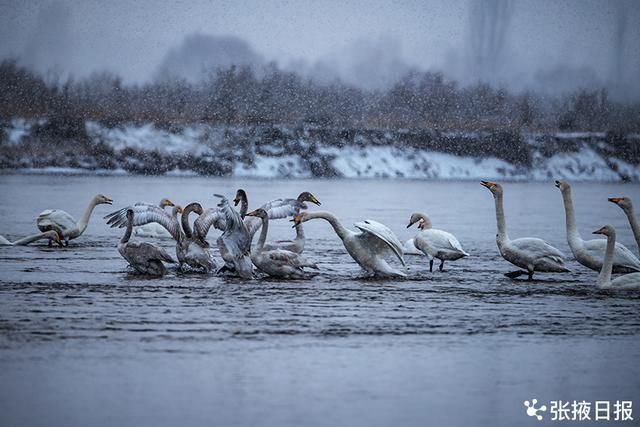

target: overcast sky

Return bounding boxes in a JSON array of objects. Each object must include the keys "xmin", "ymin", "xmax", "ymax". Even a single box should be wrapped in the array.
[{"xmin": 0, "ymin": 0, "xmax": 638, "ymax": 96}]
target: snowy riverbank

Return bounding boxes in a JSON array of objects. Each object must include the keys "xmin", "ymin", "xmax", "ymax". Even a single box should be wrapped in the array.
[{"xmin": 1, "ymin": 119, "xmax": 639, "ymax": 181}]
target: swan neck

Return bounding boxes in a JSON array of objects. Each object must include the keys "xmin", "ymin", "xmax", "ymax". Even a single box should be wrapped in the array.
[
  {"xmin": 560, "ymin": 187, "xmax": 581, "ymax": 243},
  {"xmin": 121, "ymin": 216, "xmax": 133, "ymax": 244},
  {"xmin": 256, "ymin": 215, "xmax": 269, "ymax": 250},
  {"xmin": 295, "ymin": 223, "xmax": 304, "ymax": 239},
  {"xmin": 240, "ymin": 196, "xmax": 248, "ymax": 219},
  {"xmin": 77, "ymin": 196, "xmax": 99, "ymax": 234},
  {"xmin": 493, "ymin": 193, "xmax": 508, "ymax": 241},
  {"xmin": 307, "ymin": 211, "xmax": 350, "ymax": 240},
  {"xmin": 623, "ymin": 206, "xmax": 640, "ymax": 255},
  {"xmin": 598, "ymin": 231, "xmax": 616, "ymax": 286},
  {"xmin": 181, "ymin": 203, "xmax": 201, "ymax": 238}
]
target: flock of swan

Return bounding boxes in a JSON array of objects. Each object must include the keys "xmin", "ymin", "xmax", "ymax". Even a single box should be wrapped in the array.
[{"xmin": 2, "ymin": 180, "xmax": 640, "ymax": 288}]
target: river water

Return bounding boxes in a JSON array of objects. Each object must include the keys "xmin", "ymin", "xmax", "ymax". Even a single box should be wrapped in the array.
[{"xmin": 0, "ymin": 174, "xmax": 639, "ymax": 426}]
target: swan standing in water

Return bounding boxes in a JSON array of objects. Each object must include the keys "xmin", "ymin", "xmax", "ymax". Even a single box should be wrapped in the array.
[
  {"xmin": 293, "ymin": 211, "xmax": 406, "ymax": 277},
  {"xmin": 118, "ymin": 209, "xmax": 176, "ymax": 276},
  {"xmin": 133, "ymin": 198, "xmax": 176, "ymax": 239},
  {"xmin": 406, "ymin": 213, "xmax": 469, "ymax": 272},
  {"xmin": 608, "ymin": 197, "xmax": 640, "ymax": 257},
  {"xmin": 593, "ymin": 225, "xmax": 640, "ymax": 289},
  {"xmin": 246, "ymin": 208, "xmax": 318, "ymax": 279},
  {"xmin": 0, "ymin": 227, "xmax": 62, "ymax": 246},
  {"xmin": 37, "ymin": 194, "xmax": 113, "ymax": 245},
  {"xmin": 176, "ymin": 202, "xmax": 216, "ymax": 272},
  {"xmin": 555, "ymin": 180, "xmax": 640, "ymax": 273},
  {"xmin": 481, "ymin": 181, "xmax": 569, "ymax": 280}
]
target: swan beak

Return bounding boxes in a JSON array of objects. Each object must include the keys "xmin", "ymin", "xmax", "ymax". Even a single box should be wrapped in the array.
[
  {"xmin": 406, "ymin": 221, "xmax": 415, "ymax": 229},
  {"xmin": 554, "ymin": 180, "xmax": 561, "ymax": 188},
  {"xmin": 608, "ymin": 197, "xmax": 623, "ymax": 204},
  {"xmin": 310, "ymin": 195, "xmax": 321, "ymax": 206},
  {"xmin": 54, "ymin": 233, "xmax": 61, "ymax": 243},
  {"xmin": 177, "ymin": 207, "xmax": 183, "ymax": 214},
  {"xmin": 480, "ymin": 181, "xmax": 495, "ymax": 189},
  {"xmin": 166, "ymin": 199, "xmax": 175, "ymax": 207},
  {"xmin": 291, "ymin": 214, "xmax": 303, "ymax": 227},
  {"xmin": 105, "ymin": 197, "xmax": 113, "ymax": 204},
  {"xmin": 233, "ymin": 198, "xmax": 240, "ymax": 206},
  {"xmin": 593, "ymin": 226, "xmax": 606, "ymax": 235},
  {"xmin": 245, "ymin": 209, "xmax": 259, "ymax": 217}
]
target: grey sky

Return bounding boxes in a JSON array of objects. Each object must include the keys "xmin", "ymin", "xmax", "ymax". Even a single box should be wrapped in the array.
[{"xmin": 0, "ymin": 0, "xmax": 638, "ymax": 96}]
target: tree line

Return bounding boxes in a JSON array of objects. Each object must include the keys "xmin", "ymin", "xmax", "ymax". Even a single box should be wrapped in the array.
[{"xmin": 1, "ymin": 58, "xmax": 639, "ymax": 133}]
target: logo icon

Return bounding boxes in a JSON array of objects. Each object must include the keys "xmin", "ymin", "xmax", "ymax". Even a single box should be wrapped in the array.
[{"xmin": 524, "ymin": 399, "xmax": 547, "ymax": 420}]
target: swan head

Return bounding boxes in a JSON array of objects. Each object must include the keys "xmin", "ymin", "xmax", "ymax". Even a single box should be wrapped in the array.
[
  {"xmin": 126, "ymin": 208, "xmax": 135, "ymax": 222},
  {"xmin": 172, "ymin": 205, "xmax": 184, "ymax": 216},
  {"xmin": 608, "ymin": 197, "xmax": 632, "ymax": 211},
  {"xmin": 407, "ymin": 213, "xmax": 431, "ymax": 229},
  {"xmin": 593, "ymin": 224, "xmax": 615, "ymax": 237},
  {"xmin": 554, "ymin": 180, "xmax": 571, "ymax": 192},
  {"xmin": 45, "ymin": 226, "xmax": 63, "ymax": 244},
  {"xmin": 159, "ymin": 198, "xmax": 175, "ymax": 208},
  {"xmin": 234, "ymin": 189, "xmax": 247, "ymax": 206},
  {"xmin": 291, "ymin": 212, "xmax": 308, "ymax": 227},
  {"xmin": 246, "ymin": 208, "xmax": 268, "ymax": 219},
  {"xmin": 96, "ymin": 194, "xmax": 113, "ymax": 205},
  {"xmin": 480, "ymin": 181, "xmax": 502, "ymax": 196},
  {"xmin": 297, "ymin": 192, "xmax": 321, "ymax": 206}
]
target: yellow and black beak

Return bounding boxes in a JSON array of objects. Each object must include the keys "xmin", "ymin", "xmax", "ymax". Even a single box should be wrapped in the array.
[
  {"xmin": 177, "ymin": 207, "xmax": 183, "ymax": 214},
  {"xmin": 291, "ymin": 214, "xmax": 303, "ymax": 228},
  {"xmin": 246, "ymin": 209, "xmax": 259, "ymax": 217},
  {"xmin": 166, "ymin": 199, "xmax": 175, "ymax": 207},
  {"xmin": 105, "ymin": 196, "xmax": 113, "ymax": 205},
  {"xmin": 608, "ymin": 197, "xmax": 624, "ymax": 204},
  {"xmin": 54, "ymin": 232, "xmax": 62, "ymax": 243},
  {"xmin": 309, "ymin": 194, "xmax": 321, "ymax": 206},
  {"xmin": 480, "ymin": 181, "xmax": 495, "ymax": 189},
  {"xmin": 554, "ymin": 180, "xmax": 561, "ymax": 188},
  {"xmin": 593, "ymin": 226, "xmax": 607, "ymax": 235}
]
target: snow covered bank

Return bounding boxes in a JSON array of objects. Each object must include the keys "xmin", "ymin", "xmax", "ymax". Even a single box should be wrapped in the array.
[{"xmin": 1, "ymin": 119, "xmax": 638, "ymax": 181}]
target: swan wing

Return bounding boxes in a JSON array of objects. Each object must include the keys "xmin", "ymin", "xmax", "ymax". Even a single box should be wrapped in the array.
[
  {"xmin": 216, "ymin": 195, "xmax": 251, "ymax": 256},
  {"xmin": 37, "ymin": 209, "xmax": 77, "ymax": 230},
  {"xmin": 193, "ymin": 208, "xmax": 226, "ymax": 239},
  {"xmin": 511, "ymin": 237, "xmax": 566, "ymax": 263},
  {"xmin": 105, "ymin": 205, "xmax": 178, "ymax": 238},
  {"xmin": 423, "ymin": 229, "xmax": 464, "ymax": 252},
  {"xmin": 584, "ymin": 239, "xmax": 640, "ymax": 269},
  {"xmin": 244, "ymin": 198, "xmax": 304, "ymax": 237},
  {"xmin": 125, "ymin": 241, "xmax": 175, "ymax": 264},
  {"xmin": 354, "ymin": 220, "xmax": 405, "ymax": 266}
]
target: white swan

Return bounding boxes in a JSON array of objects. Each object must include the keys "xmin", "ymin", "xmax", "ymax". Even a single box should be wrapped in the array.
[
  {"xmin": 176, "ymin": 202, "xmax": 216, "ymax": 272},
  {"xmin": 555, "ymin": 180, "xmax": 640, "ymax": 273},
  {"xmin": 37, "ymin": 193, "xmax": 113, "ymax": 245},
  {"xmin": 593, "ymin": 225, "xmax": 640, "ymax": 289},
  {"xmin": 293, "ymin": 210, "xmax": 406, "ymax": 277},
  {"xmin": 482, "ymin": 181, "xmax": 569, "ymax": 280},
  {"xmin": 246, "ymin": 208, "xmax": 318, "ymax": 279},
  {"xmin": 133, "ymin": 198, "xmax": 176, "ymax": 239},
  {"xmin": 406, "ymin": 213, "xmax": 469, "ymax": 272},
  {"xmin": 0, "ymin": 228, "xmax": 62, "ymax": 246},
  {"xmin": 262, "ymin": 223, "xmax": 305, "ymax": 253},
  {"xmin": 608, "ymin": 197, "xmax": 640, "ymax": 257},
  {"xmin": 118, "ymin": 209, "xmax": 176, "ymax": 276}
]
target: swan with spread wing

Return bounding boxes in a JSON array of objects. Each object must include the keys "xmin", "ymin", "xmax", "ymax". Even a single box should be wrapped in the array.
[
  {"xmin": 176, "ymin": 202, "xmax": 216, "ymax": 272},
  {"xmin": 293, "ymin": 211, "xmax": 406, "ymax": 277},
  {"xmin": 133, "ymin": 198, "xmax": 176, "ymax": 239}
]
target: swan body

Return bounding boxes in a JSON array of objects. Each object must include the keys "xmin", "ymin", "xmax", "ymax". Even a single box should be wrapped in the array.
[
  {"xmin": 0, "ymin": 228, "xmax": 62, "ymax": 246},
  {"xmin": 403, "ymin": 238, "xmax": 426, "ymax": 256},
  {"xmin": 482, "ymin": 181, "xmax": 569, "ymax": 280},
  {"xmin": 556, "ymin": 181, "xmax": 640, "ymax": 273},
  {"xmin": 594, "ymin": 225, "xmax": 640, "ymax": 289},
  {"xmin": 176, "ymin": 202, "xmax": 216, "ymax": 272},
  {"xmin": 118, "ymin": 209, "xmax": 176, "ymax": 276},
  {"xmin": 246, "ymin": 208, "xmax": 318, "ymax": 279},
  {"xmin": 294, "ymin": 211, "xmax": 406, "ymax": 277},
  {"xmin": 407, "ymin": 213, "xmax": 468, "ymax": 272},
  {"xmin": 609, "ymin": 197, "xmax": 640, "ymax": 257},
  {"xmin": 133, "ymin": 198, "xmax": 175, "ymax": 238},
  {"xmin": 37, "ymin": 194, "xmax": 113, "ymax": 245}
]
